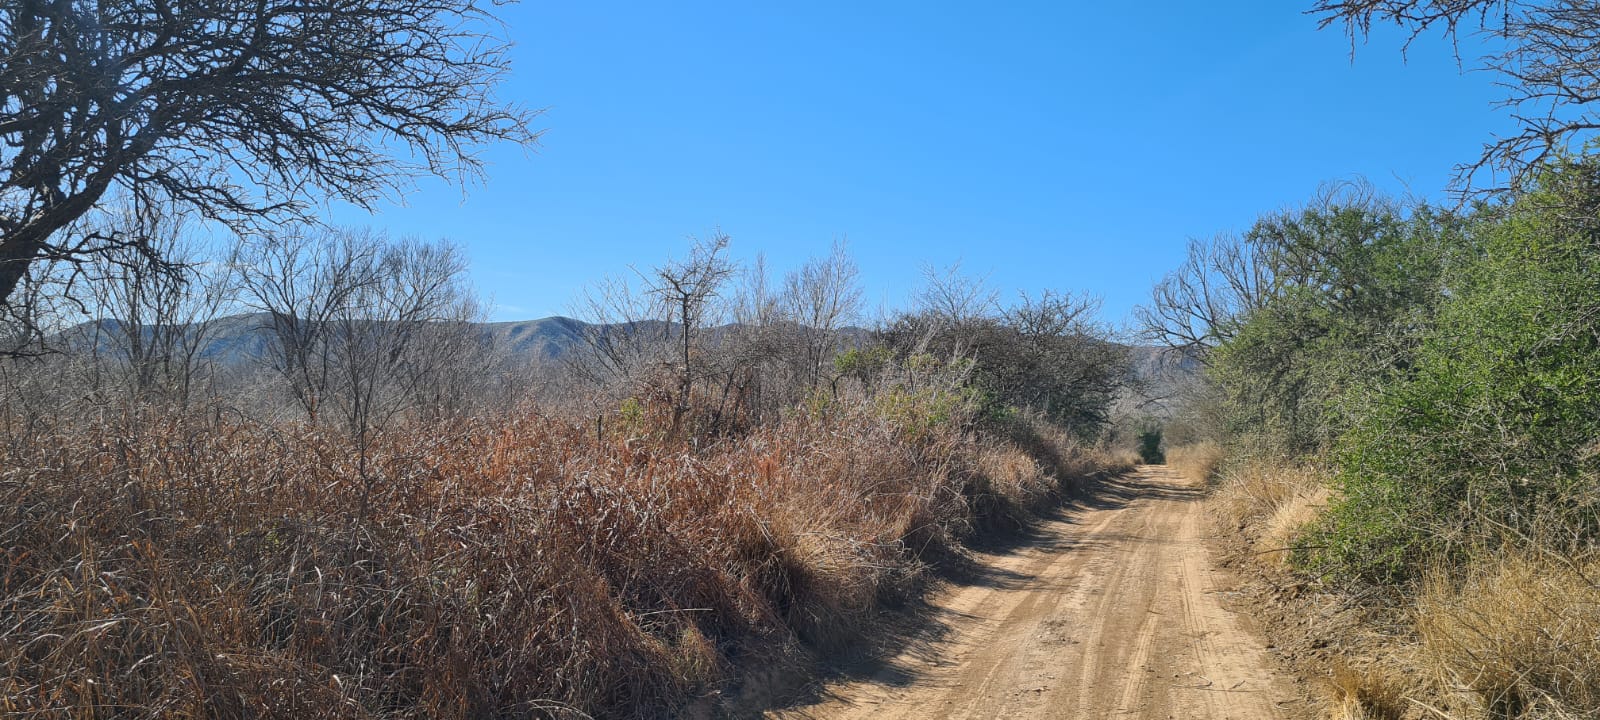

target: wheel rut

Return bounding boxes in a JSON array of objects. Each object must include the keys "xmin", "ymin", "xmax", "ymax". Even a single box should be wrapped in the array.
[{"xmin": 767, "ymin": 465, "xmax": 1301, "ymax": 720}]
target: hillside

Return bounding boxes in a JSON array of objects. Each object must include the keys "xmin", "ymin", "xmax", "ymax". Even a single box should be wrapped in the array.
[{"xmin": 56, "ymin": 314, "xmax": 1189, "ymax": 384}]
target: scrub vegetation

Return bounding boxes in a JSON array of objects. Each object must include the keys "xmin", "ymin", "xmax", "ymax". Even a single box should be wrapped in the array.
[
  {"xmin": 0, "ymin": 219, "xmax": 1137, "ymax": 718},
  {"xmin": 1144, "ymin": 5, "xmax": 1600, "ymax": 716},
  {"xmin": 0, "ymin": 2, "xmax": 1146, "ymax": 713},
  {"xmin": 1150, "ymin": 134, "xmax": 1600, "ymax": 720}
]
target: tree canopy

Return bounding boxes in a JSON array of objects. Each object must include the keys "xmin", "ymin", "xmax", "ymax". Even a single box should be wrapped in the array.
[{"xmin": 0, "ymin": 0, "xmax": 538, "ymax": 307}]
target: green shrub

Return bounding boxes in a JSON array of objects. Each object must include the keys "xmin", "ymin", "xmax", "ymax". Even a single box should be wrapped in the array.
[
  {"xmin": 1308, "ymin": 158, "xmax": 1600, "ymax": 586},
  {"xmin": 1137, "ymin": 428, "xmax": 1164, "ymax": 464}
]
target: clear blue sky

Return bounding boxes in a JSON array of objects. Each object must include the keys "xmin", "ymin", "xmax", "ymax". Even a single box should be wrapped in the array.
[{"xmin": 331, "ymin": 1, "xmax": 1508, "ymax": 327}]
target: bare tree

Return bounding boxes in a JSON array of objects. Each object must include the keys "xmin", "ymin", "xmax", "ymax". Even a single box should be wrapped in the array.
[
  {"xmin": 647, "ymin": 233, "xmax": 735, "ymax": 424},
  {"xmin": 732, "ymin": 254, "xmax": 781, "ymax": 330},
  {"xmin": 915, "ymin": 262, "xmax": 999, "ymax": 328},
  {"xmin": 782, "ymin": 239, "xmax": 863, "ymax": 390},
  {"xmin": 569, "ymin": 273, "xmax": 672, "ymax": 396},
  {"xmin": 77, "ymin": 201, "xmax": 237, "ymax": 407},
  {"xmin": 238, "ymin": 228, "xmax": 381, "ymax": 423},
  {"xmin": 328, "ymin": 236, "xmax": 483, "ymax": 439},
  {"xmin": 572, "ymin": 237, "xmax": 863, "ymax": 429},
  {"xmin": 1004, "ymin": 290, "xmax": 1097, "ymax": 344},
  {"xmin": 0, "ymin": 0, "xmax": 538, "ymax": 308},
  {"xmin": 717, "ymin": 253, "xmax": 793, "ymax": 420},
  {"xmin": 238, "ymin": 228, "xmax": 483, "ymax": 435},
  {"xmin": 1313, "ymin": 0, "xmax": 1600, "ymax": 188},
  {"xmin": 1135, "ymin": 233, "xmax": 1273, "ymax": 361}
]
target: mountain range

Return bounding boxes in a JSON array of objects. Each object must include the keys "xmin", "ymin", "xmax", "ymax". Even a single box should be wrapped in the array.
[{"xmin": 59, "ymin": 312, "xmax": 1199, "ymax": 406}]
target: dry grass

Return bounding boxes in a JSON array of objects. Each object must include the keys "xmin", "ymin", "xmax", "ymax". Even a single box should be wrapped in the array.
[
  {"xmin": 0, "ymin": 396, "xmax": 1117, "ymax": 718},
  {"xmin": 1208, "ymin": 452, "xmax": 1600, "ymax": 720},
  {"xmin": 1203, "ymin": 456, "xmax": 1414, "ymax": 719},
  {"xmin": 1167, "ymin": 441, "xmax": 1225, "ymax": 484},
  {"xmin": 1416, "ymin": 552, "xmax": 1600, "ymax": 719},
  {"xmin": 1209, "ymin": 458, "xmax": 1328, "ymax": 566},
  {"xmin": 1095, "ymin": 445, "xmax": 1143, "ymax": 476},
  {"xmin": 1258, "ymin": 485, "xmax": 1332, "ymax": 568},
  {"xmin": 1325, "ymin": 662, "xmax": 1408, "ymax": 720}
]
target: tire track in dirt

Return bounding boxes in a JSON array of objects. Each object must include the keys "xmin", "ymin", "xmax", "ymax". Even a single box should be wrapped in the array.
[{"xmin": 768, "ymin": 465, "xmax": 1302, "ymax": 720}]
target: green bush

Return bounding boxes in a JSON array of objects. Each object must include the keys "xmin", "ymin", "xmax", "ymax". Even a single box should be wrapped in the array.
[
  {"xmin": 1308, "ymin": 158, "xmax": 1600, "ymax": 586},
  {"xmin": 1137, "ymin": 428, "xmax": 1164, "ymax": 464},
  {"xmin": 1209, "ymin": 197, "xmax": 1458, "ymax": 456}
]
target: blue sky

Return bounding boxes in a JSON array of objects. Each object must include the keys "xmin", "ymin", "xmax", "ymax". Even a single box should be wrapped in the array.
[{"xmin": 330, "ymin": 2, "xmax": 1508, "ymax": 327}]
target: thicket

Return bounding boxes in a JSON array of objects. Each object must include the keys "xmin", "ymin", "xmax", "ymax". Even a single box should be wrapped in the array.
[
  {"xmin": 1315, "ymin": 160, "xmax": 1600, "ymax": 586},
  {"xmin": 878, "ymin": 278, "xmax": 1127, "ymax": 433},
  {"xmin": 1146, "ymin": 186, "xmax": 1465, "ymax": 458},
  {"xmin": 1152, "ymin": 2, "xmax": 1600, "ymax": 713},
  {"xmin": 1149, "ymin": 160, "xmax": 1600, "ymax": 717},
  {"xmin": 0, "ymin": 218, "xmax": 1136, "ymax": 718}
]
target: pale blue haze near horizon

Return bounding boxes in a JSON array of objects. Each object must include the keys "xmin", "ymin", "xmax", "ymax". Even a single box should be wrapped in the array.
[{"xmin": 328, "ymin": 2, "xmax": 1508, "ymax": 327}]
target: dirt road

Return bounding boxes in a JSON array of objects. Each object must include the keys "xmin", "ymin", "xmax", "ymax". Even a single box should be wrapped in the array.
[{"xmin": 770, "ymin": 466, "xmax": 1301, "ymax": 720}]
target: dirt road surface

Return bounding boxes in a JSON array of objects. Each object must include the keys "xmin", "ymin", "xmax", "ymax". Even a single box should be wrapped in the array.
[{"xmin": 770, "ymin": 465, "xmax": 1302, "ymax": 720}]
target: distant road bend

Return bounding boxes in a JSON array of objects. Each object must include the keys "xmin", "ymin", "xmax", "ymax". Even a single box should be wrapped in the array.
[{"xmin": 771, "ymin": 466, "xmax": 1299, "ymax": 720}]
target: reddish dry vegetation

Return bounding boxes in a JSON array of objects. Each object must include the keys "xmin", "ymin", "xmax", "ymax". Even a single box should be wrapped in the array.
[{"xmin": 0, "ymin": 401, "xmax": 1128, "ymax": 718}]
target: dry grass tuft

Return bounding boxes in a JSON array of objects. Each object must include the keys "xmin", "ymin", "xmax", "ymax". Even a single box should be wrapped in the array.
[
  {"xmin": 1416, "ymin": 552, "xmax": 1600, "ymax": 719},
  {"xmin": 1325, "ymin": 661, "xmax": 1409, "ymax": 720},
  {"xmin": 973, "ymin": 443, "xmax": 1053, "ymax": 522},
  {"xmin": 1209, "ymin": 458, "xmax": 1328, "ymax": 564},
  {"xmin": 1167, "ymin": 441, "xmax": 1225, "ymax": 484},
  {"xmin": 1258, "ymin": 484, "xmax": 1332, "ymax": 568}
]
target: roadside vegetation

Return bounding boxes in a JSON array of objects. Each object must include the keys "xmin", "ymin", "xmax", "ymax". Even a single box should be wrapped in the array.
[
  {"xmin": 1148, "ymin": 137, "xmax": 1600, "ymax": 720},
  {"xmin": 0, "ymin": 217, "xmax": 1137, "ymax": 718},
  {"xmin": 0, "ymin": 1, "xmax": 1149, "ymax": 714},
  {"xmin": 1142, "ymin": 4, "xmax": 1600, "ymax": 716}
]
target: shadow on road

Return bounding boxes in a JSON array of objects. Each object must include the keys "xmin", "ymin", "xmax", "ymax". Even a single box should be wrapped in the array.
[{"xmin": 751, "ymin": 466, "xmax": 1199, "ymax": 718}]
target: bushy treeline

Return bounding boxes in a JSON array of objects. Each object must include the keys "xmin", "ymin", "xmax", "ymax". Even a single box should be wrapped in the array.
[
  {"xmin": 564, "ymin": 236, "xmax": 1130, "ymax": 442},
  {"xmin": 1149, "ymin": 159, "xmax": 1600, "ymax": 716},
  {"xmin": 1150, "ymin": 162, "xmax": 1600, "ymax": 585},
  {"xmin": 1318, "ymin": 161, "xmax": 1600, "ymax": 586},
  {"xmin": 0, "ymin": 209, "xmax": 1138, "ymax": 717}
]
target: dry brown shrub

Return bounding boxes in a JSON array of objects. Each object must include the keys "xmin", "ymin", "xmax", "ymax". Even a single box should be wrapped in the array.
[
  {"xmin": 1090, "ymin": 444, "xmax": 1142, "ymax": 475},
  {"xmin": 0, "ymin": 395, "xmax": 1122, "ymax": 718},
  {"xmin": 1416, "ymin": 552, "xmax": 1600, "ymax": 719},
  {"xmin": 971, "ymin": 443, "xmax": 1050, "ymax": 523},
  {"xmin": 1167, "ymin": 441, "xmax": 1224, "ymax": 483},
  {"xmin": 1008, "ymin": 415, "xmax": 1138, "ymax": 482}
]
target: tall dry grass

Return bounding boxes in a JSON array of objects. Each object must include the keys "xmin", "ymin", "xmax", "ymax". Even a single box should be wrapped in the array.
[
  {"xmin": 1203, "ymin": 449, "xmax": 1600, "ymax": 720},
  {"xmin": 1166, "ymin": 441, "xmax": 1225, "ymax": 484},
  {"xmin": 0, "ymin": 396, "xmax": 1119, "ymax": 718},
  {"xmin": 1416, "ymin": 552, "xmax": 1600, "ymax": 720},
  {"xmin": 1207, "ymin": 457, "xmax": 1329, "ymax": 568}
]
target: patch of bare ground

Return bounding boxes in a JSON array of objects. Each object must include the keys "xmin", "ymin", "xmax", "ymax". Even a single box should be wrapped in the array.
[
  {"xmin": 1210, "ymin": 525, "xmax": 1426, "ymax": 720},
  {"xmin": 1200, "ymin": 458, "xmax": 1436, "ymax": 720},
  {"xmin": 761, "ymin": 466, "xmax": 1309, "ymax": 720}
]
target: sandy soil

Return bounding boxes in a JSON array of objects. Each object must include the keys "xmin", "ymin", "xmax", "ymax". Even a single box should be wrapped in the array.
[{"xmin": 768, "ymin": 466, "xmax": 1305, "ymax": 720}]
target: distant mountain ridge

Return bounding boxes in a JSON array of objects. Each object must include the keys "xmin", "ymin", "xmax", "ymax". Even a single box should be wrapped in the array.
[
  {"xmin": 59, "ymin": 313, "xmax": 1200, "ymax": 396},
  {"xmin": 61, "ymin": 313, "xmax": 639, "ymax": 364}
]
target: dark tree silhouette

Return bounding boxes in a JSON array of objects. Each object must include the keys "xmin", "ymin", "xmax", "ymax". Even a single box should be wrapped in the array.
[
  {"xmin": 1313, "ymin": 0, "xmax": 1600, "ymax": 188},
  {"xmin": 0, "ymin": 0, "xmax": 538, "ymax": 305}
]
